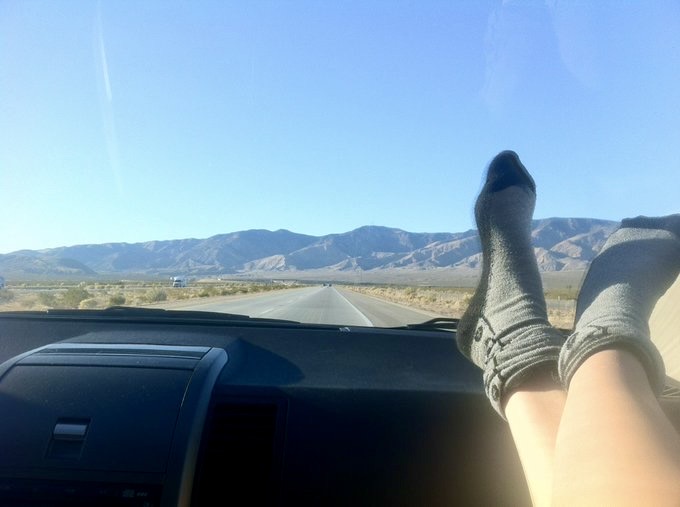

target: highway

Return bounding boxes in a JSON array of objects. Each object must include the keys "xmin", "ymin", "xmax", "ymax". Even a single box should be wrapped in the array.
[
  {"xmin": 157, "ymin": 286, "xmax": 438, "ymax": 327},
  {"xmin": 155, "ymin": 279, "xmax": 680, "ymax": 382}
]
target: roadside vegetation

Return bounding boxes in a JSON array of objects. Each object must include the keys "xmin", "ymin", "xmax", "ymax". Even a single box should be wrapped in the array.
[
  {"xmin": 344, "ymin": 284, "xmax": 577, "ymax": 330},
  {"xmin": 0, "ymin": 280, "xmax": 302, "ymax": 312}
]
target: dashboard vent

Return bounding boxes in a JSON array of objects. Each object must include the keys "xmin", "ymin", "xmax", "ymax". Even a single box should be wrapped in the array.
[{"xmin": 192, "ymin": 401, "xmax": 282, "ymax": 506}]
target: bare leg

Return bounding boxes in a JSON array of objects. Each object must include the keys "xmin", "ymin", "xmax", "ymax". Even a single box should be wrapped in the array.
[
  {"xmin": 505, "ymin": 373, "xmax": 566, "ymax": 507},
  {"xmin": 457, "ymin": 153, "xmax": 680, "ymax": 505},
  {"xmin": 457, "ymin": 151, "xmax": 566, "ymax": 504},
  {"xmin": 554, "ymin": 215, "xmax": 680, "ymax": 505},
  {"xmin": 553, "ymin": 349, "xmax": 680, "ymax": 505}
]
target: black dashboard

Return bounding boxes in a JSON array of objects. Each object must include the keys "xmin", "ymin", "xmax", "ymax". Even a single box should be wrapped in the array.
[{"xmin": 4, "ymin": 308, "xmax": 676, "ymax": 506}]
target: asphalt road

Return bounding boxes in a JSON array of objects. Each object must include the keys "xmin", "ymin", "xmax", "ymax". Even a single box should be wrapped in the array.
[{"xmin": 159, "ymin": 286, "xmax": 437, "ymax": 327}]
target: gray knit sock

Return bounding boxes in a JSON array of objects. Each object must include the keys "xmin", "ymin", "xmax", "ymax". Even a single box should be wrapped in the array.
[
  {"xmin": 457, "ymin": 151, "xmax": 565, "ymax": 417},
  {"xmin": 559, "ymin": 215, "xmax": 680, "ymax": 393}
]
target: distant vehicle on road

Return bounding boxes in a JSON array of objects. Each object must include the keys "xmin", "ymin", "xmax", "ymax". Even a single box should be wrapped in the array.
[{"xmin": 171, "ymin": 276, "xmax": 187, "ymax": 288}]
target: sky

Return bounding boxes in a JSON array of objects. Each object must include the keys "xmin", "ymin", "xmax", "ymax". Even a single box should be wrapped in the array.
[{"xmin": 1, "ymin": 0, "xmax": 680, "ymax": 253}]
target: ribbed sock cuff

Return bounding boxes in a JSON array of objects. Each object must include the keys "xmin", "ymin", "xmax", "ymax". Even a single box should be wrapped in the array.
[
  {"xmin": 558, "ymin": 326, "xmax": 666, "ymax": 394},
  {"xmin": 482, "ymin": 323, "xmax": 565, "ymax": 418}
]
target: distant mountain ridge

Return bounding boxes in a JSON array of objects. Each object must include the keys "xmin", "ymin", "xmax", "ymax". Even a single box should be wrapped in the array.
[{"xmin": 0, "ymin": 219, "xmax": 618, "ymax": 278}]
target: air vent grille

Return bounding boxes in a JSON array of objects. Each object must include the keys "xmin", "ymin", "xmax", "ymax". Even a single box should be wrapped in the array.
[
  {"xmin": 36, "ymin": 343, "xmax": 209, "ymax": 358},
  {"xmin": 192, "ymin": 401, "xmax": 281, "ymax": 506},
  {"xmin": 17, "ymin": 344, "xmax": 210, "ymax": 370}
]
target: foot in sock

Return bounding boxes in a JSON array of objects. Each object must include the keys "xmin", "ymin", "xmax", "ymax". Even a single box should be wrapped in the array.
[
  {"xmin": 559, "ymin": 215, "xmax": 680, "ymax": 393},
  {"xmin": 457, "ymin": 151, "xmax": 565, "ymax": 417}
]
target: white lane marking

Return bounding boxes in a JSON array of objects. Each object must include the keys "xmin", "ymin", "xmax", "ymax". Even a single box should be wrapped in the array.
[{"xmin": 331, "ymin": 288, "xmax": 373, "ymax": 326}]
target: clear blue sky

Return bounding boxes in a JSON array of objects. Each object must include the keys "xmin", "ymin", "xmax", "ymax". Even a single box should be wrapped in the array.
[{"xmin": 2, "ymin": 1, "xmax": 679, "ymax": 253}]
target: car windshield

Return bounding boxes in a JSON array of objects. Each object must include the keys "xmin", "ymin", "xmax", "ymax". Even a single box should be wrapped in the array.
[{"xmin": 1, "ymin": 1, "xmax": 678, "ymax": 328}]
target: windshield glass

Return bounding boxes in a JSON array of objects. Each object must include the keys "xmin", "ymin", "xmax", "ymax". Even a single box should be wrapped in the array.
[{"xmin": 1, "ymin": 1, "xmax": 678, "ymax": 328}]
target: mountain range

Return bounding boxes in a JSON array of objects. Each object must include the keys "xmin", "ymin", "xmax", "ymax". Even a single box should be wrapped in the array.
[{"xmin": 0, "ymin": 218, "xmax": 618, "ymax": 280}]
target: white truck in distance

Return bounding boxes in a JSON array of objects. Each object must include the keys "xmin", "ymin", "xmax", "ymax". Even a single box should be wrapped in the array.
[{"xmin": 171, "ymin": 277, "xmax": 187, "ymax": 288}]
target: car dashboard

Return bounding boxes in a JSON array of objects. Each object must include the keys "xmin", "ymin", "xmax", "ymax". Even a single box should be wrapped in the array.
[{"xmin": 2, "ymin": 309, "xmax": 678, "ymax": 506}]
